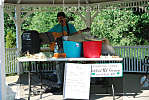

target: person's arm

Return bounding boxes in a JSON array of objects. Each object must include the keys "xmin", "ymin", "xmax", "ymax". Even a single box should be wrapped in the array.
[
  {"xmin": 68, "ymin": 24, "xmax": 79, "ymax": 36},
  {"xmin": 71, "ymin": 30, "xmax": 82, "ymax": 35},
  {"xmin": 68, "ymin": 24, "xmax": 90, "ymax": 36},
  {"xmin": 48, "ymin": 24, "xmax": 65, "ymax": 40}
]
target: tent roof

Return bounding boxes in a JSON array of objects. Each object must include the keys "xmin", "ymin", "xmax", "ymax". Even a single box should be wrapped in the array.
[
  {"xmin": 4, "ymin": 0, "xmax": 149, "ymax": 13},
  {"xmin": 4, "ymin": 0, "xmax": 136, "ymax": 4}
]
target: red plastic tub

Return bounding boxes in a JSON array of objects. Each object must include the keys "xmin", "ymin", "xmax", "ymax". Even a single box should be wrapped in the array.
[{"xmin": 83, "ymin": 41, "xmax": 102, "ymax": 58}]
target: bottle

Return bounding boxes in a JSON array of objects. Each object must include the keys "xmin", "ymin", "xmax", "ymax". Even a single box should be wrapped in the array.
[
  {"xmin": 54, "ymin": 43, "xmax": 58, "ymax": 53},
  {"xmin": 63, "ymin": 36, "xmax": 68, "ymax": 41}
]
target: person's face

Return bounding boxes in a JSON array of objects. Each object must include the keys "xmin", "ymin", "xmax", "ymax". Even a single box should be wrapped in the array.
[{"xmin": 57, "ymin": 16, "xmax": 66, "ymax": 24}]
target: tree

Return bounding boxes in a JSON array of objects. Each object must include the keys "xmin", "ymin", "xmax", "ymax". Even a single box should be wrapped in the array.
[
  {"xmin": 133, "ymin": 13, "xmax": 149, "ymax": 45},
  {"xmin": 22, "ymin": 11, "xmax": 86, "ymax": 33},
  {"xmin": 4, "ymin": 12, "xmax": 16, "ymax": 41},
  {"xmin": 4, "ymin": 7, "xmax": 149, "ymax": 47},
  {"xmin": 6, "ymin": 31, "xmax": 16, "ymax": 48},
  {"xmin": 91, "ymin": 8, "xmax": 149, "ymax": 46},
  {"xmin": 4, "ymin": 12, "xmax": 16, "ymax": 48}
]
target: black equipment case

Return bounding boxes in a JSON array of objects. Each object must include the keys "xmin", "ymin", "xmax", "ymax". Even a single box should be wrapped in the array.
[{"xmin": 21, "ymin": 30, "xmax": 40, "ymax": 54}]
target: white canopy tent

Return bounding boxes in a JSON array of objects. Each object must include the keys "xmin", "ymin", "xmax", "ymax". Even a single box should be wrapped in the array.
[{"xmin": 0, "ymin": 0, "xmax": 149, "ymax": 99}]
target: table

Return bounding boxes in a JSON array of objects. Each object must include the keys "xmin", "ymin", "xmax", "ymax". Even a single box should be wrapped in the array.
[
  {"xmin": 17, "ymin": 57, "xmax": 123, "ymax": 100},
  {"xmin": 17, "ymin": 57, "xmax": 123, "ymax": 62}
]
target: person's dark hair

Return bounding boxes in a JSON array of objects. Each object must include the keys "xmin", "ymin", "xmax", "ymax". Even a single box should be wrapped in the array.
[{"xmin": 57, "ymin": 12, "xmax": 66, "ymax": 18}]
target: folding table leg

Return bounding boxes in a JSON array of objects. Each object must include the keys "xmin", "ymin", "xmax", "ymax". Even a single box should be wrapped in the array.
[
  {"xmin": 28, "ymin": 62, "xmax": 31, "ymax": 100},
  {"xmin": 39, "ymin": 62, "xmax": 43, "ymax": 99},
  {"xmin": 112, "ymin": 84, "xmax": 115, "ymax": 100},
  {"xmin": 39, "ymin": 62, "xmax": 43, "ymax": 89}
]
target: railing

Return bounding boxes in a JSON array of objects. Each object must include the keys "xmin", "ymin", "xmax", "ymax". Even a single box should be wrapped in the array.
[
  {"xmin": 114, "ymin": 45, "xmax": 149, "ymax": 73},
  {"xmin": 5, "ymin": 46, "xmax": 149, "ymax": 74},
  {"xmin": 5, "ymin": 48, "xmax": 18, "ymax": 74},
  {"xmin": 5, "ymin": 48, "xmax": 54, "ymax": 74}
]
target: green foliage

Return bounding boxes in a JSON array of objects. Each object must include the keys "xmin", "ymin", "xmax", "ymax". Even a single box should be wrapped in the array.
[
  {"xmin": 4, "ymin": 12, "xmax": 16, "ymax": 41},
  {"xmin": 22, "ymin": 11, "xmax": 86, "ymax": 32},
  {"xmin": 6, "ymin": 31, "xmax": 16, "ymax": 48},
  {"xmin": 4, "ymin": 7, "xmax": 149, "ymax": 47},
  {"xmin": 91, "ymin": 8, "xmax": 149, "ymax": 46},
  {"xmin": 133, "ymin": 13, "xmax": 149, "ymax": 45},
  {"xmin": 22, "ymin": 12, "xmax": 54, "ymax": 32},
  {"xmin": 68, "ymin": 12, "xmax": 86, "ymax": 30},
  {"xmin": 4, "ymin": 12, "xmax": 16, "ymax": 48}
]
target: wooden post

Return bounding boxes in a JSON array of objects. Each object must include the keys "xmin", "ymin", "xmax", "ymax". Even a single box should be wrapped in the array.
[
  {"xmin": 86, "ymin": 11, "xmax": 91, "ymax": 28},
  {"xmin": 15, "ymin": 5, "xmax": 23, "ymax": 75},
  {"xmin": 15, "ymin": 5, "xmax": 22, "ymax": 52},
  {"xmin": 13, "ymin": 6, "xmax": 24, "ymax": 99}
]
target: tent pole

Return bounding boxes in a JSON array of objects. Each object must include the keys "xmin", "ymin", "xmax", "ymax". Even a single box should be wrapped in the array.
[{"xmin": 0, "ymin": 0, "xmax": 6, "ymax": 100}]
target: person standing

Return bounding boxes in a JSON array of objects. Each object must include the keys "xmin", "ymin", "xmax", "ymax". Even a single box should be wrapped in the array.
[{"xmin": 48, "ymin": 12, "xmax": 82, "ymax": 86}]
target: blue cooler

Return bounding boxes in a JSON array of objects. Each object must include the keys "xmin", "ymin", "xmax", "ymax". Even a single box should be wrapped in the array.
[{"xmin": 63, "ymin": 41, "xmax": 82, "ymax": 58}]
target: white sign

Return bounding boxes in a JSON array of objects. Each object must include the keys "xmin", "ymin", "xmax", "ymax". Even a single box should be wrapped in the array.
[
  {"xmin": 91, "ymin": 63, "xmax": 123, "ymax": 77},
  {"xmin": 63, "ymin": 63, "xmax": 91, "ymax": 100}
]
